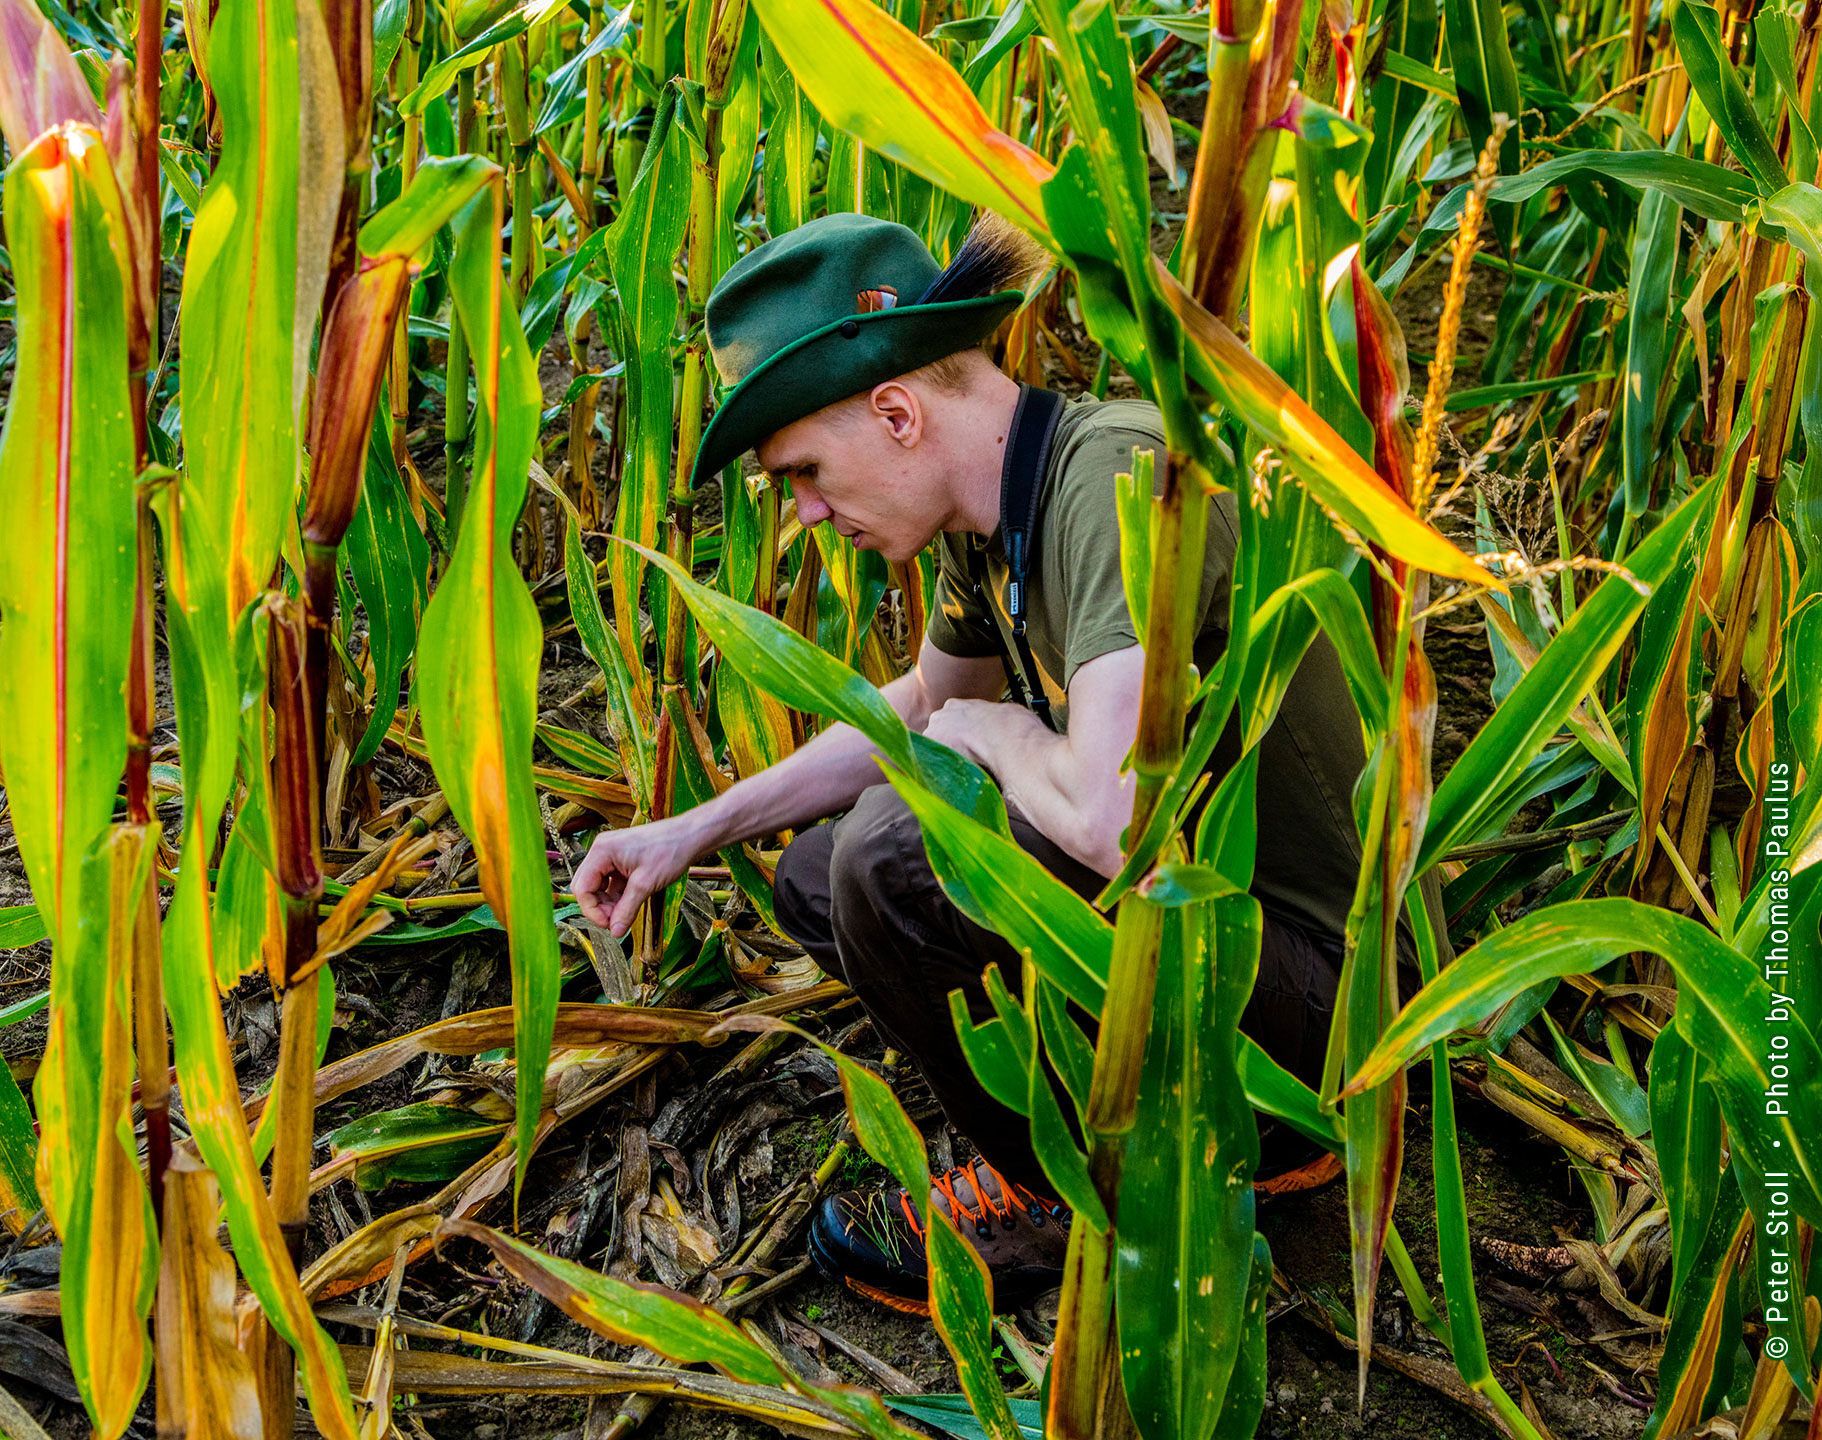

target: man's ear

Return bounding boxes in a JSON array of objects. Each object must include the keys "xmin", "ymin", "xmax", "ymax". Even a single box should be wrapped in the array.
[{"xmin": 868, "ymin": 380, "xmax": 922, "ymax": 448}]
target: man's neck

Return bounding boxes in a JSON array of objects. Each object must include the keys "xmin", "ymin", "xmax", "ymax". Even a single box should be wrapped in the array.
[{"xmin": 943, "ymin": 369, "xmax": 1026, "ymax": 538}]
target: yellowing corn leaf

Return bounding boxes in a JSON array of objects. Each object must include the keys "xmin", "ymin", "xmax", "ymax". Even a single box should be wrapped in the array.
[
  {"xmin": 0, "ymin": 0, "xmax": 102, "ymax": 152},
  {"xmin": 1158, "ymin": 262, "xmax": 1496, "ymax": 587},
  {"xmin": 750, "ymin": 0, "xmax": 1054, "ymax": 236},
  {"xmin": 179, "ymin": 0, "xmax": 342, "ymax": 621},
  {"xmin": 33, "ymin": 829, "xmax": 158, "ymax": 1439},
  {"xmin": 0, "ymin": 126, "xmax": 135, "ymax": 958},
  {"xmin": 0, "ymin": 127, "xmax": 150, "ymax": 1439},
  {"xmin": 152, "ymin": 2, "xmax": 361, "ymax": 1430},
  {"xmin": 417, "ymin": 179, "xmax": 560, "ymax": 1206},
  {"xmin": 153, "ymin": 1157, "xmax": 261, "ymax": 1440},
  {"xmin": 159, "ymin": 858, "xmax": 360, "ymax": 1440}
]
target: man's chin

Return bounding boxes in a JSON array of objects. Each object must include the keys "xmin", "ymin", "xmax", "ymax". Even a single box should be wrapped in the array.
[{"xmin": 870, "ymin": 530, "xmax": 932, "ymax": 564}]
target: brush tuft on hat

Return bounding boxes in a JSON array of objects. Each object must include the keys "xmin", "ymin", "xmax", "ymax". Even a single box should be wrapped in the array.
[{"xmin": 913, "ymin": 211, "xmax": 1048, "ymax": 308}]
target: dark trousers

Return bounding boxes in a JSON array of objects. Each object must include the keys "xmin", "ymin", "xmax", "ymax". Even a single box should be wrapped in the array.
[{"xmin": 773, "ymin": 783, "xmax": 1368, "ymax": 1197}]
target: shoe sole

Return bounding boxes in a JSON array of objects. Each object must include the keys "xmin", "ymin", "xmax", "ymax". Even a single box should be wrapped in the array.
[
  {"xmin": 840, "ymin": 1276, "xmax": 933, "ymax": 1317},
  {"xmin": 1254, "ymin": 1149, "xmax": 1345, "ymax": 1199},
  {"xmin": 810, "ymin": 1214, "xmax": 1065, "ymax": 1317},
  {"xmin": 807, "ymin": 1209, "xmax": 934, "ymax": 1315}
]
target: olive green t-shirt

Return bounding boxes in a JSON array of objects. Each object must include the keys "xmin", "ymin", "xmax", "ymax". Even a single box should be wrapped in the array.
[{"xmin": 924, "ymin": 393, "xmax": 1376, "ymax": 948}]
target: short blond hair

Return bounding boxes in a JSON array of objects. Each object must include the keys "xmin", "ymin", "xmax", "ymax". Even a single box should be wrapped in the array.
[{"xmin": 827, "ymin": 347, "xmax": 990, "ymax": 422}]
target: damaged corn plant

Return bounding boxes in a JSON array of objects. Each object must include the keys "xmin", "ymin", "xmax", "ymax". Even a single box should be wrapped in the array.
[{"xmin": 0, "ymin": 0, "xmax": 1816, "ymax": 1427}]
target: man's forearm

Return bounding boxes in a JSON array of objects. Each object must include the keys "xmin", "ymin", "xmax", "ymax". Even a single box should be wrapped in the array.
[
  {"xmin": 961, "ymin": 705, "xmax": 1131, "ymax": 877},
  {"xmin": 669, "ymin": 670, "xmax": 933, "ymax": 853}
]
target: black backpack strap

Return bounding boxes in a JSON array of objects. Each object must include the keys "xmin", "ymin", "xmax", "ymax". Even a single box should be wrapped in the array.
[{"xmin": 974, "ymin": 383, "xmax": 1066, "ymax": 730}]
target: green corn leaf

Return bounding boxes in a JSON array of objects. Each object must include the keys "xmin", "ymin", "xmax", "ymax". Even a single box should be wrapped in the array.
[
  {"xmin": 817, "ymin": 1041, "xmax": 1021, "ymax": 1440},
  {"xmin": 534, "ymin": 5, "xmax": 636, "ymax": 135},
  {"xmin": 603, "ymin": 83, "xmax": 689, "ymax": 692},
  {"xmin": 1236, "ymin": 1036, "xmax": 1344, "ymax": 1150},
  {"xmin": 210, "ymin": 779, "xmax": 274, "ymax": 987},
  {"xmin": 1407, "ymin": 888, "xmax": 1496, "ymax": 1410},
  {"xmin": 0, "ymin": 991, "xmax": 48, "ymax": 1028},
  {"xmin": 627, "ymin": 540, "xmax": 1013, "ymax": 834},
  {"xmin": 1621, "ymin": 187, "xmax": 1680, "ymax": 516},
  {"xmin": 662, "ymin": 690, "xmax": 782, "ymax": 934},
  {"xmin": 1444, "ymin": 370, "xmax": 1613, "ymax": 410},
  {"xmin": 887, "ymin": 1396, "xmax": 1042, "ymax": 1440},
  {"xmin": 1762, "ymin": 183, "xmax": 1822, "ymax": 288},
  {"xmin": 164, "ymin": 857, "xmax": 358, "ymax": 1437},
  {"xmin": 0, "ymin": 1055, "xmax": 41, "ymax": 1241},
  {"xmin": 328, "ymin": 1104, "xmax": 507, "ymax": 1190},
  {"xmin": 884, "ymin": 769, "xmax": 1112, "ymax": 1013},
  {"xmin": 960, "ymin": 0, "xmax": 1037, "ymax": 93},
  {"xmin": 1347, "ymin": 898, "xmax": 1822, "ymax": 1233},
  {"xmin": 1118, "ymin": 896, "xmax": 1263, "ymax": 1440},
  {"xmin": 34, "ymin": 829, "xmax": 159, "ymax": 1438},
  {"xmin": 949, "ymin": 994, "xmax": 1033, "ymax": 1116},
  {"xmin": 0, "ymin": 907, "xmax": 47, "ymax": 949},
  {"xmin": 1248, "ymin": 570, "xmax": 1389, "ymax": 734},
  {"xmin": 1366, "ymin": 0, "xmax": 1444, "ymax": 210},
  {"xmin": 1442, "ymin": 0, "xmax": 1522, "ymax": 246},
  {"xmin": 358, "ymin": 153, "xmax": 498, "ymax": 260},
  {"xmin": 1210, "ymin": 1235, "xmax": 1273, "ymax": 1438},
  {"xmin": 159, "ymin": 39, "xmax": 349, "ymax": 1407},
  {"xmin": 1755, "ymin": 15, "xmax": 1817, "ymax": 187},
  {"xmin": 1417, "ymin": 478, "xmax": 1720, "ymax": 873},
  {"xmin": 373, "ymin": 0, "xmax": 410, "ymax": 78},
  {"xmin": 548, "ymin": 479, "xmax": 656, "ymax": 810},
  {"xmin": 1237, "ymin": 134, "xmax": 1367, "ymax": 743},
  {"xmin": 0, "ymin": 128, "xmax": 135, "ymax": 957},
  {"xmin": 1672, "ymin": 2, "xmax": 1786, "ymax": 194},
  {"xmin": 759, "ymin": 32, "xmax": 821, "ymax": 235},
  {"xmin": 536, "ymin": 722, "xmax": 621, "ymax": 777},
  {"xmin": 180, "ymin": 0, "xmax": 341, "ymax": 626},
  {"xmin": 1416, "ymin": 149, "xmax": 1761, "ymax": 229},
  {"xmin": 398, "ymin": 0, "xmax": 568, "ymax": 114},
  {"xmin": 1651, "ymin": 1023, "xmax": 1724, "ymax": 1305},
  {"xmin": 344, "ymin": 410, "xmax": 431, "ymax": 766},
  {"xmin": 418, "ymin": 181, "xmax": 560, "ymax": 1209},
  {"xmin": 443, "ymin": 1220, "xmax": 790, "ymax": 1382},
  {"xmin": 1643, "ymin": 1177, "xmax": 1749, "ymax": 1440},
  {"xmin": 1541, "ymin": 1011, "xmax": 1652, "ymax": 1139}
]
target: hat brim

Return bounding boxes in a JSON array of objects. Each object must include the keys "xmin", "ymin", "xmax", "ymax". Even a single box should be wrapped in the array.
[{"xmin": 690, "ymin": 289, "xmax": 1025, "ymax": 491}]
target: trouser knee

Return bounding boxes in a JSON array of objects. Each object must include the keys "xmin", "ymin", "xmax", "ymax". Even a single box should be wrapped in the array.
[
  {"xmin": 826, "ymin": 784, "xmax": 951, "ymax": 1018},
  {"xmin": 772, "ymin": 818, "xmax": 842, "ymax": 981}
]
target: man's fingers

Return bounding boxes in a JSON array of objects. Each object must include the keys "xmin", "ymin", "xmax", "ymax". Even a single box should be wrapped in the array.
[
  {"xmin": 576, "ymin": 889, "xmax": 611, "ymax": 928},
  {"xmin": 575, "ymin": 839, "xmax": 630, "ymax": 905},
  {"xmin": 608, "ymin": 870, "xmax": 654, "ymax": 938}
]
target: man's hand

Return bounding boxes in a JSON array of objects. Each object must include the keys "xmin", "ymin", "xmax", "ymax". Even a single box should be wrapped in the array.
[
  {"xmin": 921, "ymin": 696, "xmax": 1028, "ymax": 766},
  {"xmin": 574, "ymin": 815, "xmax": 704, "ymax": 936},
  {"xmin": 921, "ymin": 648, "xmax": 1144, "ymax": 877}
]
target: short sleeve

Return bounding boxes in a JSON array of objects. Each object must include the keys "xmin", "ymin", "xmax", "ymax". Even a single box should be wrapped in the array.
[
  {"xmin": 1051, "ymin": 429, "xmax": 1232, "ymax": 691},
  {"xmin": 924, "ymin": 534, "xmax": 1003, "ymax": 659},
  {"xmin": 1052, "ymin": 429, "xmax": 1148, "ymax": 688}
]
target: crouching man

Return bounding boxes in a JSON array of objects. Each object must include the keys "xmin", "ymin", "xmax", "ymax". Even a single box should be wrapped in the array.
[{"xmin": 576, "ymin": 211, "xmax": 1411, "ymax": 1315}]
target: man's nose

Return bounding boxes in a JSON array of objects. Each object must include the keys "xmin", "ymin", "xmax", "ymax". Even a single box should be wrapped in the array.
[{"xmin": 794, "ymin": 487, "xmax": 832, "ymax": 526}]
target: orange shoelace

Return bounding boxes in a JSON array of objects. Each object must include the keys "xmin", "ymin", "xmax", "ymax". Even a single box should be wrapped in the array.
[{"xmin": 897, "ymin": 1162, "xmax": 1059, "ymax": 1242}]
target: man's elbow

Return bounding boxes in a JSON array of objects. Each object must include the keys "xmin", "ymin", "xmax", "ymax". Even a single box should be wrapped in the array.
[{"xmin": 1070, "ymin": 803, "xmax": 1131, "ymax": 880}]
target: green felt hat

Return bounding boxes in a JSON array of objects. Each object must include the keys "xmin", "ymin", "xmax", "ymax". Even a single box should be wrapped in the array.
[{"xmin": 693, "ymin": 212, "xmax": 1029, "ymax": 489}]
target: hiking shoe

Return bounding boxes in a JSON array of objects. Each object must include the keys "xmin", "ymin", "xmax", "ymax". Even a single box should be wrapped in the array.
[{"xmin": 808, "ymin": 1157, "xmax": 1071, "ymax": 1315}]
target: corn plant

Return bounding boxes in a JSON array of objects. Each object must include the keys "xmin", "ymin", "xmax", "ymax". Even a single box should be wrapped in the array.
[{"xmin": 0, "ymin": 0, "xmax": 1817, "ymax": 1432}]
